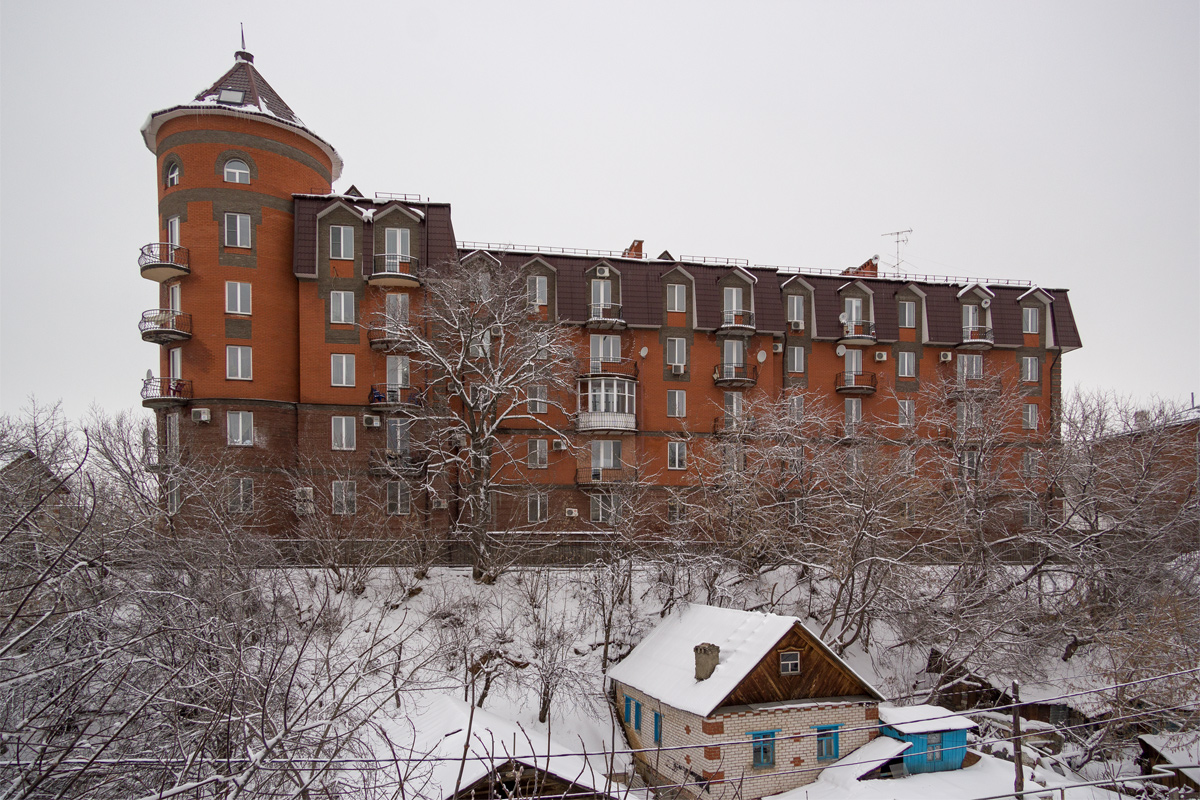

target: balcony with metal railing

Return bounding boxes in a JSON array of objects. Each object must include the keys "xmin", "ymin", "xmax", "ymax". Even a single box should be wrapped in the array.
[
  {"xmin": 138, "ymin": 309, "xmax": 192, "ymax": 344},
  {"xmin": 368, "ymin": 254, "xmax": 421, "ymax": 287},
  {"xmin": 713, "ymin": 362, "xmax": 758, "ymax": 387},
  {"xmin": 367, "ymin": 325, "xmax": 408, "ymax": 351},
  {"xmin": 837, "ymin": 319, "xmax": 877, "ymax": 345},
  {"xmin": 712, "ymin": 415, "xmax": 757, "ymax": 435},
  {"xmin": 949, "ymin": 375, "xmax": 1003, "ymax": 397},
  {"xmin": 576, "ymin": 411, "xmax": 637, "ymax": 434},
  {"xmin": 576, "ymin": 357, "xmax": 639, "ymax": 378},
  {"xmin": 139, "ymin": 243, "xmax": 189, "ymax": 282},
  {"xmin": 958, "ymin": 325, "xmax": 995, "ymax": 350},
  {"xmin": 143, "ymin": 444, "xmax": 180, "ymax": 473},
  {"xmin": 717, "ymin": 309, "xmax": 756, "ymax": 335},
  {"xmin": 368, "ymin": 384, "xmax": 423, "ymax": 411},
  {"xmin": 141, "ymin": 377, "xmax": 192, "ymax": 408},
  {"xmin": 367, "ymin": 448, "xmax": 425, "ymax": 477},
  {"xmin": 586, "ymin": 303, "xmax": 625, "ymax": 329},
  {"xmin": 835, "ymin": 371, "xmax": 877, "ymax": 395},
  {"xmin": 576, "ymin": 466, "xmax": 637, "ymax": 486}
]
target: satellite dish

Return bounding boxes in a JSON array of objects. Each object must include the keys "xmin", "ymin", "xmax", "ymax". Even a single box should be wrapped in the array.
[
  {"xmin": 639, "ymin": 346, "xmax": 649, "ymax": 358},
  {"xmin": 981, "ymin": 298, "xmax": 992, "ymax": 309},
  {"xmin": 146, "ymin": 369, "xmax": 154, "ymax": 380},
  {"xmin": 838, "ymin": 312, "xmax": 848, "ymax": 324},
  {"xmin": 756, "ymin": 350, "xmax": 767, "ymax": 364},
  {"xmin": 836, "ymin": 345, "xmax": 847, "ymax": 357}
]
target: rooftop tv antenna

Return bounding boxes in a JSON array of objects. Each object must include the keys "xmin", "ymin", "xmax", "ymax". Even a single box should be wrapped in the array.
[{"xmin": 882, "ymin": 228, "xmax": 912, "ymax": 272}]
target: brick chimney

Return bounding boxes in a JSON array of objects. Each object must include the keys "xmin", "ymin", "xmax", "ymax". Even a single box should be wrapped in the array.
[
  {"xmin": 841, "ymin": 254, "xmax": 880, "ymax": 278},
  {"xmin": 623, "ymin": 239, "xmax": 644, "ymax": 259},
  {"xmin": 694, "ymin": 643, "xmax": 720, "ymax": 681}
]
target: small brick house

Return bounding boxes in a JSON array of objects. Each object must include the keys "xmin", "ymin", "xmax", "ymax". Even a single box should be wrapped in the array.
[{"xmin": 608, "ymin": 604, "xmax": 883, "ymax": 800}]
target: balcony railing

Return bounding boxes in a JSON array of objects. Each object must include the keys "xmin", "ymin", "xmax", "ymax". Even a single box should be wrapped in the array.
[
  {"xmin": 577, "ymin": 357, "xmax": 639, "ymax": 378},
  {"xmin": 577, "ymin": 411, "xmax": 637, "ymax": 433},
  {"xmin": 141, "ymin": 377, "xmax": 192, "ymax": 407},
  {"xmin": 576, "ymin": 466, "xmax": 637, "ymax": 485},
  {"xmin": 144, "ymin": 445, "xmax": 180, "ymax": 473},
  {"xmin": 838, "ymin": 319, "xmax": 877, "ymax": 343},
  {"xmin": 951, "ymin": 375, "xmax": 1003, "ymax": 396},
  {"xmin": 718, "ymin": 309, "xmax": 755, "ymax": 333},
  {"xmin": 712, "ymin": 415, "xmax": 757, "ymax": 435},
  {"xmin": 138, "ymin": 243, "xmax": 190, "ymax": 282},
  {"xmin": 586, "ymin": 304, "xmax": 625, "ymax": 328},
  {"xmin": 367, "ymin": 325, "xmax": 407, "ymax": 350},
  {"xmin": 959, "ymin": 325, "xmax": 994, "ymax": 349},
  {"xmin": 369, "ymin": 254, "xmax": 421, "ymax": 286},
  {"xmin": 138, "ymin": 309, "xmax": 193, "ymax": 344},
  {"xmin": 835, "ymin": 371, "xmax": 877, "ymax": 394},
  {"xmin": 368, "ymin": 448, "xmax": 425, "ymax": 477},
  {"xmin": 713, "ymin": 362, "xmax": 758, "ymax": 387},
  {"xmin": 368, "ymin": 384, "xmax": 422, "ymax": 409}
]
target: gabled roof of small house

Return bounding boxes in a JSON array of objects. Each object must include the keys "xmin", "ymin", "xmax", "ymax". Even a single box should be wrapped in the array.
[
  {"xmin": 384, "ymin": 695, "xmax": 619, "ymax": 800},
  {"xmin": 1139, "ymin": 733, "xmax": 1200, "ymax": 785},
  {"xmin": 878, "ymin": 704, "xmax": 977, "ymax": 735},
  {"xmin": 608, "ymin": 604, "xmax": 882, "ymax": 717}
]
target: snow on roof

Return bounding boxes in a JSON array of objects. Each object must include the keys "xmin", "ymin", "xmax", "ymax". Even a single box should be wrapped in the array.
[
  {"xmin": 0, "ymin": 449, "xmax": 30, "ymax": 471},
  {"xmin": 816, "ymin": 736, "xmax": 912, "ymax": 786},
  {"xmin": 878, "ymin": 704, "xmax": 977, "ymax": 734},
  {"xmin": 386, "ymin": 695, "xmax": 619, "ymax": 800},
  {"xmin": 1140, "ymin": 733, "xmax": 1200, "ymax": 785},
  {"xmin": 607, "ymin": 604, "xmax": 880, "ymax": 717}
]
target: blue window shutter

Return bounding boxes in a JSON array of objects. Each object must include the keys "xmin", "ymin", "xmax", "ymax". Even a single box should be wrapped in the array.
[
  {"xmin": 634, "ymin": 701, "xmax": 642, "ymax": 731},
  {"xmin": 654, "ymin": 712, "xmax": 662, "ymax": 743},
  {"xmin": 624, "ymin": 696, "xmax": 632, "ymax": 723}
]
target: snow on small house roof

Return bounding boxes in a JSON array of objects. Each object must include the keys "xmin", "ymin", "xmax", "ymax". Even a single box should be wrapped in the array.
[
  {"xmin": 878, "ymin": 704, "xmax": 977, "ymax": 734},
  {"xmin": 607, "ymin": 604, "xmax": 880, "ymax": 717},
  {"xmin": 1140, "ymin": 733, "xmax": 1200, "ymax": 785},
  {"xmin": 814, "ymin": 736, "xmax": 913, "ymax": 787}
]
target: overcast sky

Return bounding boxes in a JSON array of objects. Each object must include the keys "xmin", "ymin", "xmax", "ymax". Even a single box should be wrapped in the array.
[{"xmin": 1, "ymin": 0, "xmax": 1197, "ymax": 421}]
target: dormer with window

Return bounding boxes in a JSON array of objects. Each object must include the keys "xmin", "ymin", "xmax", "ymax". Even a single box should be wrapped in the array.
[
  {"xmin": 836, "ymin": 280, "xmax": 876, "ymax": 344},
  {"xmin": 957, "ymin": 284, "xmax": 995, "ymax": 349},
  {"xmin": 661, "ymin": 265, "xmax": 695, "ymax": 329},
  {"xmin": 716, "ymin": 267, "xmax": 757, "ymax": 335},
  {"xmin": 781, "ymin": 275, "xmax": 814, "ymax": 338},
  {"xmin": 521, "ymin": 257, "xmax": 557, "ymax": 322},
  {"xmin": 368, "ymin": 204, "xmax": 423, "ymax": 287},
  {"xmin": 1017, "ymin": 286, "xmax": 1055, "ymax": 349},
  {"xmin": 316, "ymin": 202, "xmax": 363, "ymax": 279},
  {"xmin": 586, "ymin": 262, "xmax": 625, "ymax": 329}
]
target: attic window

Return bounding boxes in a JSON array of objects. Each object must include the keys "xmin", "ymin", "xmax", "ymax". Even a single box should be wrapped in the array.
[
  {"xmin": 779, "ymin": 652, "xmax": 799, "ymax": 675},
  {"xmin": 218, "ymin": 88, "xmax": 245, "ymax": 104}
]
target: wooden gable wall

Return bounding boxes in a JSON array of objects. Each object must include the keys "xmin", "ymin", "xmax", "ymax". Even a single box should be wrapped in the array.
[{"xmin": 719, "ymin": 623, "xmax": 877, "ymax": 708}]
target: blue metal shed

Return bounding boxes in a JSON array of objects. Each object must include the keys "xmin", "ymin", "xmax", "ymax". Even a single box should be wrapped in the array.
[{"xmin": 877, "ymin": 704, "xmax": 977, "ymax": 774}]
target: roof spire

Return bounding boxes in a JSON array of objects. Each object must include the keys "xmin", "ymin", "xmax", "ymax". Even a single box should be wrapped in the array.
[
  {"xmin": 236, "ymin": 24, "xmax": 253, "ymax": 63},
  {"xmin": 240, "ymin": 23, "xmax": 246, "ymax": 51}
]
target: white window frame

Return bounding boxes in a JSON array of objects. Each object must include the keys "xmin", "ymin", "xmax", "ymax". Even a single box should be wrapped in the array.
[
  {"xmin": 226, "ymin": 346, "xmax": 252, "ymax": 380},
  {"xmin": 224, "ymin": 213, "xmax": 251, "ymax": 248},
  {"xmin": 166, "ymin": 215, "xmax": 181, "ymax": 246},
  {"xmin": 667, "ymin": 389, "xmax": 686, "ymax": 418},
  {"xmin": 385, "ymin": 293, "xmax": 409, "ymax": 329},
  {"xmin": 387, "ymin": 481, "xmax": 411, "ymax": 515},
  {"xmin": 724, "ymin": 391, "xmax": 744, "ymax": 422},
  {"xmin": 528, "ymin": 438, "xmax": 548, "ymax": 469},
  {"xmin": 528, "ymin": 385, "xmax": 548, "ymax": 414},
  {"xmin": 331, "ymin": 416, "xmax": 356, "ymax": 451},
  {"xmin": 169, "ymin": 347, "xmax": 182, "ymax": 380},
  {"xmin": 723, "ymin": 286, "xmax": 743, "ymax": 313},
  {"xmin": 227, "ymin": 411, "xmax": 253, "ymax": 446},
  {"xmin": 1023, "ymin": 403, "xmax": 1039, "ymax": 430},
  {"xmin": 1021, "ymin": 356, "xmax": 1040, "ymax": 383},
  {"xmin": 225, "ymin": 281, "xmax": 251, "ymax": 315},
  {"xmin": 668, "ymin": 441, "xmax": 686, "ymax": 470},
  {"xmin": 527, "ymin": 491, "xmax": 549, "ymax": 523},
  {"xmin": 330, "ymin": 290, "xmax": 354, "ymax": 324},
  {"xmin": 898, "ymin": 300, "xmax": 916, "ymax": 328},
  {"xmin": 898, "ymin": 399, "xmax": 915, "ymax": 428},
  {"xmin": 590, "ymin": 493, "xmax": 616, "ymax": 524},
  {"xmin": 1022, "ymin": 449, "xmax": 1038, "ymax": 478},
  {"xmin": 958, "ymin": 353, "xmax": 983, "ymax": 381},
  {"xmin": 223, "ymin": 159, "xmax": 250, "ymax": 184},
  {"xmin": 329, "ymin": 225, "xmax": 354, "ymax": 260},
  {"xmin": 528, "ymin": 275, "xmax": 548, "ymax": 307},
  {"xmin": 787, "ymin": 294, "xmax": 804, "ymax": 323},
  {"xmin": 591, "ymin": 279, "xmax": 612, "ymax": 308},
  {"xmin": 227, "ymin": 477, "xmax": 253, "ymax": 513},
  {"xmin": 1023, "ymin": 306, "xmax": 1040, "ymax": 334},
  {"xmin": 957, "ymin": 401, "xmax": 983, "ymax": 431},
  {"xmin": 591, "ymin": 440, "xmax": 622, "ymax": 470},
  {"xmin": 387, "ymin": 355, "xmax": 410, "ymax": 389},
  {"xmin": 844, "ymin": 397, "xmax": 862, "ymax": 427},
  {"xmin": 331, "ymin": 354, "xmax": 355, "ymax": 387},
  {"xmin": 332, "ymin": 480, "xmax": 356, "ymax": 515},
  {"xmin": 897, "ymin": 350, "xmax": 916, "ymax": 378},
  {"xmin": 166, "ymin": 162, "xmax": 180, "ymax": 187},
  {"xmin": 385, "ymin": 227, "xmax": 410, "ymax": 258},
  {"xmin": 667, "ymin": 283, "xmax": 686, "ymax": 312},
  {"xmin": 788, "ymin": 395, "xmax": 804, "ymax": 421},
  {"xmin": 787, "ymin": 345, "xmax": 805, "ymax": 374},
  {"xmin": 666, "ymin": 337, "xmax": 686, "ymax": 367},
  {"xmin": 845, "ymin": 297, "xmax": 864, "ymax": 325}
]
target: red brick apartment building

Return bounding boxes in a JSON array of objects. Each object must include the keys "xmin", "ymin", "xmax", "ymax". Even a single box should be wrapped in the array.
[{"xmin": 138, "ymin": 51, "xmax": 1082, "ymax": 546}]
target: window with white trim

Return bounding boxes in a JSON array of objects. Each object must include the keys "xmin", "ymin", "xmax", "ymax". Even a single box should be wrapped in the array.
[
  {"xmin": 787, "ymin": 345, "xmax": 805, "ymax": 374},
  {"xmin": 528, "ymin": 439, "xmax": 548, "ymax": 468},
  {"xmin": 723, "ymin": 286, "xmax": 743, "ymax": 314},
  {"xmin": 385, "ymin": 293, "xmax": 409, "ymax": 329},
  {"xmin": 224, "ymin": 213, "xmax": 251, "ymax": 248},
  {"xmin": 226, "ymin": 281, "xmax": 251, "ymax": 315},
  {"xmin": 897, "ymin": 351, "xmax": 916, "ymax": 378},
  {"xmin": 528, "ymin": 275, "xmax": 548, "ymax": 307},
  {"xmin": 167, "ymin": 215, "xmax": 181, "ymax": 246},
  {"xmin": 1022, "ymin": 449, "xmax": 1038, "ymax": 478},
  {"xmin": 1021, "ymin": 356, "xmax": 1039, "ymax": 383},
  {"xmin": 666, "ymin": 337, "xmax": 686, "ymax": 367},
  {"xmin": 724, "ymin": 391, "xmax": 743, "ymax": 423},
  {"xmin": 331, "ymin": 354, "xmax": 355, "ymax": 387},
  {"xmin": 385, "ymin": 228, "xmax": 410, "ymax": 259},
  {"xmin": 226, "ymin": 346, "xmax": 252, "ymax": 380},
  {"xmin": 591, "ymin": 440, "xmax": 621, "ymax": 470},
  {"xmin": 331, "ymin": 416, "xmax": 356, "ymax": 451},
  {"xmin": 898, "ymin": 300, "xmax": 916, "ymax": 328},
  {"xmin": 667, "ymin": 389, "xmax": 686, "ymax": 418},
  {"xmin": 387, "ymin": 482, "xmax": 411, "ymax": 515},
  {"xmin": 898, "ymin": 399, "xmax": 915, "ymax": 428},
  {"xmin": 957, "ymin": 401, "xmax": 982, "ymax": 431},
  {"xmin": 787, "ymin": 497, "xmax": 804, "ymax": 526},
  {"xmin": 958, "ymin": 353, "xmax": 983, "ymax": 381},
  {"xmin": 528, "ymin": 385, "xmax": 548, "ymax": 414},
  {"xmin": 166, "ymin": 478, "xmax": 181, "ymax": 516},
  {"xmin": 668, "ymin": 441, "xmax": 686, "ymax": 470},
  {"xmin": 667, "ymin": 283, "xmax": 686, "ymax": 312},
  {"xmin": 590, "ymin": 493, "xmax": 616, "ymax": 524},
  {"xmin": 227, "ymin": 411, "xmax": 253, "ymax": 446},
  {"xmin": 330, "ymin": 225, "xmax": 354, "ymax": 260},
  {"xmin": 387, "ymin": 355, "xmax": 409, "ymax": 389},
  {"xmin": 527, "ymin": 491, "xmax": 549, "ymax": 523},
  {"xmin": 787, "ymin": 294, "xmax": 804, "ymax": 323},
  {"xmin": 330, "ymin": 291, "xmax": 354, "ymax": 323},
  {"xmin": 227, "ymin": 477, "xmax": 253, "ymax": 513},
  {"xmin": 667, "ymin": 499, "xmax": 685, "ymax": 523},
  {"xmin": 590, "ymin": 334, "xmax": 620, "ymax": 364},
  {"xmin": 788, "ymin": 395, "xmax": 804, "ymax": 421},
  {"xmin": 332, "ymin": 480, "xmax": 356, "ymax": 515},
  {"xmin": 844, "ymin": 397, "xmax": 862, "ymax": 428},
  {"xmin": 1022, "ymin": 307, "xmax": 1040, "ymax": 334},
  {"xmin": 166, "ymin": 162, "xmax": 180, "ymax": 187},
  {"xmin": 591, "ymin": 279, "xmax": 612, "ymax": 310},
  {"xmin": 1023, "ymin": 403, "xmax": 1039, "ymax": 430},
  {"xmin": 223, "ymin": 159, "xmax": 250, "ymax": 184},
  {"xmin": 960, "ymin": 449, "xmax": 980, "ymax": 478}
]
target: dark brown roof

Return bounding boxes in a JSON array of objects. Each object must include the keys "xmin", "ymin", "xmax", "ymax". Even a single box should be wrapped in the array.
[{"xmin": 196, "ymin": 52, "xmax": 304, "ymax": 126}]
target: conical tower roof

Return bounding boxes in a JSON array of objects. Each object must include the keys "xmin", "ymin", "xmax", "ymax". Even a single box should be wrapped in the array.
[{"xmin": 141, "ymin": 50, "xmax": 342, "ymax": 180}]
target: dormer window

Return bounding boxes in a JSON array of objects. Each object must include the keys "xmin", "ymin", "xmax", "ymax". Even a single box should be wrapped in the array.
[
  {"xmin": 667, "ymin": 283, "xmax": 686, "ymax": 312},
  {"xmin": 1023, "ymin": 307, "xmax": 1040, "ymax": 334},
  {"xmin": 224, "ymin": 159, "xmax": 250, "ymax": 184},
  {"xmin": 166, "ymin": 163, "xmax": 180, "ymax": 187},
  {"xmin": 844, "ymin": 297, "xmax": 864, "ymax": 325},
  {"xmin": 218, "ymin": 88, "xmax": 245, "ymax": 104},
  {"xmin": 724, "ymin": 286, "xmax": 744, "ymax": 320}
]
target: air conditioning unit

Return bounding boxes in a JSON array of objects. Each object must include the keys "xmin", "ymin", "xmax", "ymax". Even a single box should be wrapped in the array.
[
  {"xmin": 671, "ymin": 363, "xmax": 685, "ymax": 375},
  {"xmin": 939, "ymin": 351, "xmax": 953, "ymax": 363},
  {"xmin": 431, "ymin": 498, "xmax": 449, "ymax": 510},
  {"xmin": 191, "ymin": 408, "xmax": 211, "ymax": 423},
  {"xmin": 564, "ymin": 508, "xmax": 579, "ymax": 518},
  {"xmin": 874, "ymin": 352, "xmax": 888, "ymax": 362},
  {"xmin": 595, "ymin": 266, "xmax": 610, "ymax": 278},
  {"xmin": 363, "ymin": 415, "xmax": 381, "ymax": 427},
  {"xmin": 790, "ymin": 320, "xmax": 804, "ymax": 331},
  {"xmin": 772, "ymin": 342, "xmax": 784, "ymax": 354},
  {"xmin": 293, "ymin": 487, "xmax": 315, "ymax": 515},
  {"xmin": 552, "ymin": 440, "xmax": 567, "ymax": 451}
]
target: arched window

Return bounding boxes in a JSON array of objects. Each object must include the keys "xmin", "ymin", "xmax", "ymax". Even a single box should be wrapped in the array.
[
  {"xmin": 166, "ymin": 162, "xmax": 181, "ymax": 187},
  {"xmin": 224, "ymin": 159, "xmax": 250, "ymax": 184}
]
